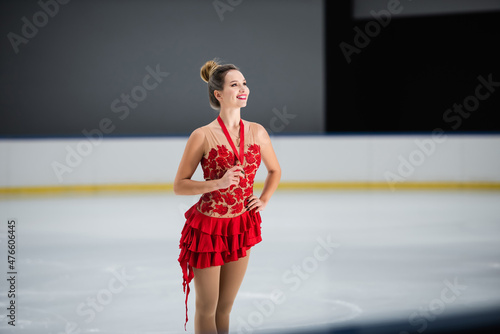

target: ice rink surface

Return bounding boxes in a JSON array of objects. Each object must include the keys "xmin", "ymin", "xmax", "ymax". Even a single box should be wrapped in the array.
[{"xmin": 1, "ymin": 189, "xmax": 499, "ymax": 333}]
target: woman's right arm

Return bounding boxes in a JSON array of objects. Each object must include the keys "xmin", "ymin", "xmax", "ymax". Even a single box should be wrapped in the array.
[{"xmin": 173, "ymin": 128, "xmax": 243, "ymax": 195}]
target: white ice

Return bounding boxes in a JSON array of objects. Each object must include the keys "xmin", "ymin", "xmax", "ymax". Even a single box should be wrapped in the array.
[{"xmin": 0, "ymin": 189, "xmax": 499, "ymax": 333}]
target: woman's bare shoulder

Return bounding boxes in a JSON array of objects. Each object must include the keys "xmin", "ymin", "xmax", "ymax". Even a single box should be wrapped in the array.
[
  {"xmin": 191, "ymin": 119, "xmax": 216, "ymax": 135},
  {"xmin": 245, "ymin": 120, "xmax": 271, "ymax": 144},
  {"xmin": 245, "ymin": 120, "xmax": 265, "ymax": 132}
]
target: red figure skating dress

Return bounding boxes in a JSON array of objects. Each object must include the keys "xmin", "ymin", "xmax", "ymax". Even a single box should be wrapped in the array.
[{"xmin": 177, "ymin": 117, "xmax": 264, "ymax": 330}]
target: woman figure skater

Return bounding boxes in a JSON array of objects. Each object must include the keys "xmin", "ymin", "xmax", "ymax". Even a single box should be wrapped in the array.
[{"xmin": 174, "ymin": 59, "xmax": 281, "ymax": 333}]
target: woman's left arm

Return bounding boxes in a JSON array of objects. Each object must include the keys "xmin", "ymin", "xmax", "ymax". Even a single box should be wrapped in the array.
[{"xmin": 246, "ymin": 124, "xmax": 281, "ymax": 212}]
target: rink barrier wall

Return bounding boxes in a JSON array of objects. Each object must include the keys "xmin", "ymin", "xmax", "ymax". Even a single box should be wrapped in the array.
[{"xmin": 1, "ymin": 135, "xmax": 500, "ymax": 193}]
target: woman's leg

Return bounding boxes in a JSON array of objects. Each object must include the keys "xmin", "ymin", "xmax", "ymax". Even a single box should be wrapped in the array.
[
  {"xmin": 193, "ymin": 265, "xmax": 221, "ymax": 334},
  {"xmin": 216, "ymin": 249, "xmax": 251, "ymax": 334}
]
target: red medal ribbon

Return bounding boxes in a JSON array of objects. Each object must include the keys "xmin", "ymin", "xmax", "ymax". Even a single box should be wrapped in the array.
[{"xmin": 217, "ymin": 115, "xmax": 244, "ymax": 164}]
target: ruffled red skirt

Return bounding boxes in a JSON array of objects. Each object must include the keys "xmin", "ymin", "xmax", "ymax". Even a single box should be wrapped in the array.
[{"xmin": 177, "ymin": 202, "xmax": 262, "ymax": 330}]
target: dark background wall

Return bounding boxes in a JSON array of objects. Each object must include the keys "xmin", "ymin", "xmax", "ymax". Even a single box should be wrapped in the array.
[
  {"xmin": 354, "ymin": 0, "xmax": 500, "ymax": 19},
  {"xmin": 1, "ymin": 0, "xmax": 500, "ymax": 137},
  {"xmin": 326, "ymin": 0, "xmax": 500, "ymax": 133},
  {"xmin": 0, "ymin": 0, "xmax": 323, "ymax": 137}
]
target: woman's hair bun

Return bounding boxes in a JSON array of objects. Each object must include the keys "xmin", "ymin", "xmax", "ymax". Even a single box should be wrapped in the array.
[
  {"xmin": 200, "ymin": 59, "xmax": 219, "ymax": 83},
  {"xmin": 199, "ymin": 58, "xmax": 239, "ymax": 110}
]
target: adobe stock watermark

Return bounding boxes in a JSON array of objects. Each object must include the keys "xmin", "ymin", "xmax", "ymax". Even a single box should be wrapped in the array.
[
  {"xmin": 384, "ymin": 73, "xmax": 499, "ymax": 190},
  {"xmin": 51, "ymin": 64, "xmax": 169, "ymax": 183},
  {"xmin": 7, "ymin": 0, "xmax": 71, "ymax": 54},
  {"xmin": 52, "ymin": 266, "xmax": 135, "ymax": 334},
  {"xmin": 399, "ymin": 277, "xmax": 467, "ymax": 334},
  {"xmin": 265, "ymin": 106, "xmax": 296, "ymax": 137},
  {"xmin": 213, "ymin": 0, "xmax": 243, "ymax": 22},
  {"xmin": 237, "ymin": 234, "xmax": 340, "ymax": 333},
  {"xmin": 340, "ymin": 0, "xmax": 405, "ymax": 64}
]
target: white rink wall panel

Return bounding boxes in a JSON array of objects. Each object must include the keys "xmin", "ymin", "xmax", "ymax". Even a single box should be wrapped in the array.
[{"xmin": 0, "ymin": 135, "xmax": 499, "ymax": 188}]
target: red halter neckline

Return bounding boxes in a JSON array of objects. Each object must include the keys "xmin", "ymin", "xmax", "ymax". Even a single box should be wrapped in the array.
[{"xmin": 217, "ymin": 115, "xmax": 244, "ymax": 164}]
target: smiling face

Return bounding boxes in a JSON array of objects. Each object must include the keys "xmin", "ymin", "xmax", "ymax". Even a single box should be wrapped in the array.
[{"xmin": 214, "ymin": 70, "xmax": 249, "ymax": 109}]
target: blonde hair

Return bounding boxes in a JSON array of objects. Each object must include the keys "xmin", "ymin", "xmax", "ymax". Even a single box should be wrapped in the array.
[{"xmin": 200, "ymin": 58, "xmax": 239, "ymax": 110}]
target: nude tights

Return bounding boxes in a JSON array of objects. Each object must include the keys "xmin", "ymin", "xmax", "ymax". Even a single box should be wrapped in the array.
[{"xmin": 192, "ymin": 249, "xmax": 251, "ymax": 334}]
